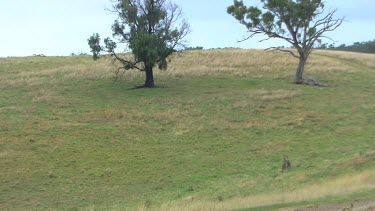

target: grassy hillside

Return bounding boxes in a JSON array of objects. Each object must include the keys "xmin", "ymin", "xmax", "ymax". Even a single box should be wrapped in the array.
[{"xmin": 0, "ymin": 49, "xmax": 374, "ymax": 210}]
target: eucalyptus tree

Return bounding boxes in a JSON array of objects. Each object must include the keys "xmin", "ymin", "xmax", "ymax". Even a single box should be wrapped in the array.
[
  {"xmin": 88, "ymin": 0, "xmax": 189, "ymax": 88},
  {"xmin": 228, "ymin": 0, "xmax": 344, "ymax": 84}
]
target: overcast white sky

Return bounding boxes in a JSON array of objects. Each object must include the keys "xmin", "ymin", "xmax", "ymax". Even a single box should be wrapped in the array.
[{"xmin": 0, "ymin": 0, "xmax": 374, "ymax": 57}]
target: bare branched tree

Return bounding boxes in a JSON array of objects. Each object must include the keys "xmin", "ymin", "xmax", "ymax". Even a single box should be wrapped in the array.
[{"xmin": 228, "ymin": 0, "xmax": 344, "ymax": 84}]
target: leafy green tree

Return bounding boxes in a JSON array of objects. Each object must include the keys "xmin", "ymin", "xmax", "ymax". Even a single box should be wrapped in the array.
[
  {"xmin": 88, "ymin": 0, "xmax": 189, "ymax": 88},
  {"xmin": 227, "ymin": 0, "xmax": 344, "ymax": 84}
]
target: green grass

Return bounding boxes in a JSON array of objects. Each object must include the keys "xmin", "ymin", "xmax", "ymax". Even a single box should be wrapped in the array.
[{"xmin": 0, "ymin": 50, "xmax": 374, "ymax": 210}]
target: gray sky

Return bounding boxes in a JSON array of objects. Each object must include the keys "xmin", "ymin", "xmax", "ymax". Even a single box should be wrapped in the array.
[{"xmin": 0, "ymin": 0, "xmax": 374, "ymax": 57}]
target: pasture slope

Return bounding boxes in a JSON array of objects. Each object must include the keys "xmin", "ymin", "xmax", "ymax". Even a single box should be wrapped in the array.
[{"xmin": 0, "ymin": 49, "xmax": 374, "ymax": 210}]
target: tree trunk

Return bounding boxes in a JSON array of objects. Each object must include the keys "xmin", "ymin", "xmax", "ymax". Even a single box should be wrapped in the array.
[
  {"xmin": 144, "ymin": 65, "xmax": 155, "ymax": 88},
  {"xmin": 295, "ymin": 57, "xmax": 306, "ymax": 84}
]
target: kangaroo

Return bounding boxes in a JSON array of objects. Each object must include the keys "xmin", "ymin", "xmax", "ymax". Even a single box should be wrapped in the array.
[{"xmin": 282, "ymin": 157, "xmax": 291, "ymax": 172}]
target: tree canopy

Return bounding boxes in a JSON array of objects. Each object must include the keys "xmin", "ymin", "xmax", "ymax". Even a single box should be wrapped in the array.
[{"xmin": 88, "ymin": 0, "xmax": 189, "ymax": 88}]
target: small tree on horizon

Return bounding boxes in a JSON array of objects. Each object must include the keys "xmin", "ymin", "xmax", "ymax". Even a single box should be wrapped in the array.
[
  {"xmin": 227, "ymin": 0, "xmax": 344, "ymax": 84},
  {"xmin": 88, "ymin": 0, "xmax": 189, "ymax": 88}
]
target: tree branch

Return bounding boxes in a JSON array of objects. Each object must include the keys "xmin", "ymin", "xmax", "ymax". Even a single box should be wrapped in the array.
[
  {"xmin": 266, "ymin": 47, "xmax": 299, "ymax": 59},
  {"xmin": 111, "ymin": 50, "xmax": 144, "ymax": 72},
  {"xmin": 114, "ymin": 67, "xmax": 127, "ymax": 82},
  {"xmin": 307, "ymin": 10, "xmax": 344, "ymax": 49}
]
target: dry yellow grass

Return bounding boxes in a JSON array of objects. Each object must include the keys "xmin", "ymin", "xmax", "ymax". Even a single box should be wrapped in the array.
[
  {"xmin": 164, "ymin": 49, "xmax": 296, "ymax": 78},
  {"xmin": 314, "ymin": 50, "xmax": 375, "ymax": 69},
  {"xmin": 2, "ymin": 49, "xmax": 373, "ymax": 89},
  {"xmin": 153, "ymin": 49, "xmax": 375, "ymax": 84}
]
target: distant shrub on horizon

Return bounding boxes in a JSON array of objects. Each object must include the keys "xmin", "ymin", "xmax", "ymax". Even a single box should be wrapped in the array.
[
  {"xmin": 71, "ymin": 52, "xmax": 88, "ymax": 56},
  {"xmin": 316, "ymin": 39, "xmax": 375, "ymax": 54},
  {"xmin": 32, "ymin": 54, "xmax": 47, "ymax": 57},
  {"xmin": 184, "ymin": 46, "xmax": 204, "ymax": 51}
]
